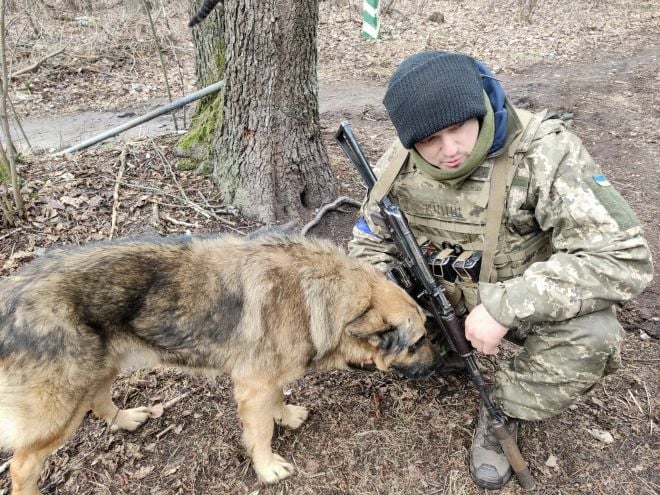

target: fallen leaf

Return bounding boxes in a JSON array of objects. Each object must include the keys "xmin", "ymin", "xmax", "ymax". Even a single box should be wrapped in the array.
[
  {"xmin": 586, "ymin": 428, "xmax": 614, "ymax": 444},
  {"xmin": 132, "ymin": 465, "xmax": 154, "ymax": 480}
]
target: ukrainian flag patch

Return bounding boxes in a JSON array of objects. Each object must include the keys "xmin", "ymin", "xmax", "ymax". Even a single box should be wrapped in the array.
[{"xmin": 593, "ymin": 175, "xmax": 611, "ymax": 187}]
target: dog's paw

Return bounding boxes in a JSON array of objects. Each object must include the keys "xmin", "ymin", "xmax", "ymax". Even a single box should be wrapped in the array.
[
  {"xmin": 254, "ymin": 453, "xmax": 295, "ymax": 484},
  {"xmin": 111, "ymin": 406, "xmax": 152, "ymax": 432},
  {"xmin": 277, "ymin": 404, "xmax": 308, "ymax": 429}
]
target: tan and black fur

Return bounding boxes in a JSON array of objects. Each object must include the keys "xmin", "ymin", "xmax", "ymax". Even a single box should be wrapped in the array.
[
  {"xmin": 0, "ymin": 233, "xmax": 435, "ymax": 494},
  {"xmin": 188, "ymin": 0, "xmax": 222, "ymax": 27}
]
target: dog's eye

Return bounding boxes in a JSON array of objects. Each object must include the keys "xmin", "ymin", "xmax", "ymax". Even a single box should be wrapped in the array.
[{"xmin": 408, "ymin": 335, "xmax": 427, "ymax": 354}]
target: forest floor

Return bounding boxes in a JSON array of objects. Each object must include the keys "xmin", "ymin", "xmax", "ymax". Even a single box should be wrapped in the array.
[{"xmin": 0, "ymin": 1, "xmax": 658, "ymax": 494}]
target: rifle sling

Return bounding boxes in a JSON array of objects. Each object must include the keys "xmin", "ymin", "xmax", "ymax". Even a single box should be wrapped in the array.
[{"xmin": 371, "ymin": 143, "xmax": 408, "ymax": 203}]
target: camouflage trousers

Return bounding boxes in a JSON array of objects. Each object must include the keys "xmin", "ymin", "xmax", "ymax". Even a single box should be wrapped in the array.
[
  {"xmin": 431, "ymin": 306, "xmax": 624, "ymax": 421},
  {"xmin": 492, "ymin": 306, "xmax": 624, "ymax": 421}
]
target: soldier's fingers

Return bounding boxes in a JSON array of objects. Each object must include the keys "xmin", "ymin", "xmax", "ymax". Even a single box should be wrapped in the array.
[
  {"xmin": 482, "ymin": 342, "xmax": 499, "ymax": 355},
  {"xmin": 469, "ymin": 337, "xmax": 484, "ymax": 353}
]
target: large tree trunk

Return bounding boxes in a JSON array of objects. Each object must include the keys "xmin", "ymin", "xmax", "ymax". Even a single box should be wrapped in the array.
[{"xmin": 210, "ymin": 0, "xmax": 338, "ymax": 223}]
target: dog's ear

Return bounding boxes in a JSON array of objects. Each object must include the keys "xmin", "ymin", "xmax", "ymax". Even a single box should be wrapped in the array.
[{"xmin": 344, "ymin": 306, "xmax": 387, "ymax": 338}]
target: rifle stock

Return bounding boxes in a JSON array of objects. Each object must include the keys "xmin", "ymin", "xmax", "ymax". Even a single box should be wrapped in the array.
[{"xmin": 335, "ymin": 120, "xmax": 536, "ymax": 490}]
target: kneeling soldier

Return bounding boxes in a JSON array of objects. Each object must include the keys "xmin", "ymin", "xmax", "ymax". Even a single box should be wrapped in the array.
[{"xmin": 348, "ymin": 50, "xmax": 653, "ymax": 489}]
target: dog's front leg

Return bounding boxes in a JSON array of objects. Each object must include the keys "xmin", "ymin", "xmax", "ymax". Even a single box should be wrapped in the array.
[
  {"xmin": 233, "ymin": 378, "xmax": 295, "ymax": 484},
  {"xmin": 272, "ymin": 390, "xmax": 309, "ymax": 430},
  {"xmin": 91, "ymin": 372, "xmax": 152, "ymax": 432}
]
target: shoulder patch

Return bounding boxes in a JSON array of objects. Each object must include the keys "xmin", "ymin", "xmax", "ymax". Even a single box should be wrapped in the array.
[
  {"xmin": 587, "ymin": 176, "xmax": 639, "ymax": 230},
  {"xmin": 593, "ymin": 174, "xmax": 611, "ymax": 187},
  {"xmin": 355, "ymin": 217, "xmax": 381, "ymax": 238}
]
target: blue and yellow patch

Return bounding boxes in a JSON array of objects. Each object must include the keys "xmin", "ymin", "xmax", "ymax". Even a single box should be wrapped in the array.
[{"xmin": 593, "ymin": 175, "xmax": 611, "ymax": 187}]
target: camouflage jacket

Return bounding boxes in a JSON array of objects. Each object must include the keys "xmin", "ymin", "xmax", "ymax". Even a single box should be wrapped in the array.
[{"xmin": 348, "ymin": 107, "xmax": 653, "ymax": 327}]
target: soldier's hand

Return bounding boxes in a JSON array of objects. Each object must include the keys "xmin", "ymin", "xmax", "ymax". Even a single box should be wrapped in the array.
[{"xmin": 465, "ymin": 304, "xmax": 508, "ymax": 355}]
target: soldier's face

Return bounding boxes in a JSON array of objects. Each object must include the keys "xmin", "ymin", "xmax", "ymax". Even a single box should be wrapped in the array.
[{"xmin": 413, "ymin": 118, "xmax": 480, "ymax": 170}]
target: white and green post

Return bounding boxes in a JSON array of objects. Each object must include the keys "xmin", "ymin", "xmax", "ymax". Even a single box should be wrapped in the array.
[{"xmin": 361, "ymin": 0, "xmax": 380, "ymax": 40}]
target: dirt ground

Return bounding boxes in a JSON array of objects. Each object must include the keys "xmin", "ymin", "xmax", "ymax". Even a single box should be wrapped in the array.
[{"xmin": 0, "ymin": 1, "xmax": 658, "ymax": 494}]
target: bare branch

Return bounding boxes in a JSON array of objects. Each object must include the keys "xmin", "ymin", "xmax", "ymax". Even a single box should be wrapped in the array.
[
  {"xmin": 10, "ymin": 47, "xmax": 65, "ymax": 79},
  {"xmin": 300, "ymin": 196, "xmax": 361, "ymax": 236}
]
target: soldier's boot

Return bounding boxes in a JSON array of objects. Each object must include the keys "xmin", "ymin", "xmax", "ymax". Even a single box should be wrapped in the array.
[{"xmin": 469, "ymin": 402, "xmax": 519, "ymax": 489}]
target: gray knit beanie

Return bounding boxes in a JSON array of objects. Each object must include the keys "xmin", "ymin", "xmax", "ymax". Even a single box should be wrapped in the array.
[{"xmin": 383, "ymin": 51, "xmax": 486, "ymax": 149}]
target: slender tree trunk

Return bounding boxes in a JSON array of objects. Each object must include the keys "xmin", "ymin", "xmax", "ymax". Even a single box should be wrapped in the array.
[{"xmin": 211, "ymin": 0, "xmax": 338, "ymax": 223}]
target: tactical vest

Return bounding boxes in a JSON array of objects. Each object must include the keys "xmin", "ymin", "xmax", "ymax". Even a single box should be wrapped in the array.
[{"xmin": 382, "ymin": 108, "xmax": 553, "ymax": 312}]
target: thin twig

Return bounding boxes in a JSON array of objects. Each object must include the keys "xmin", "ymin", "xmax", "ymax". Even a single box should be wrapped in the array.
[
  {"xmin": 109, "ymin": 148, "xmax": 128, "ymax": 239},
  {"xmin": 300, "ymin": 196, "xmax": 361, "ymax": 236},
  {"xmin": 159, "ymin": 0, "xmax": 187, "ymax": 127},
  {"xmin": 155, "ymin": 423, "xmax": 176, "ymax": 440},
  {"xmin": 163, "ymin": 386, "xmax": 203, "ymax": 410},
  {"xmin": 141, "ymin": 0, "xmax": 177, "ymax": 131},
  {"xmin": 643, "ymin": 381, "xmax": 654, "ymax": 437},
  {"xmin": 7, "ymin": 94, "xmax": 32, "ymax": 152},
  {"xmin": 149, "ymin": 139, "xmax": 218, "ymax": 220},
  {"xmin": 628, "ymin": 389, "xmax": 644, "ymax": 415},
  {"xmin": 162, "ymin": 214, "xmax": 198, "ymax": 228}
]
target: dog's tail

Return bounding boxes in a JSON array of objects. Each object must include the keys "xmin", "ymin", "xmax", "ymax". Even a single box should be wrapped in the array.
[{"xmin": 188, "ymin": 0, "xmax": 222, "ymax": 27}]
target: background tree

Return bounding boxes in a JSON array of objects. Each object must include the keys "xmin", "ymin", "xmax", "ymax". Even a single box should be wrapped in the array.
[{"xmin": 188, "ymin": 0, "xmax": 338, "ymax": 223}]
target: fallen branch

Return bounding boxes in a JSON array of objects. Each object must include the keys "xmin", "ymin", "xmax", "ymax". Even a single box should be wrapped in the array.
[
  {"xmin": 101, "ymin": 176, "xmax": 217, "ymax": 221},
  {"xmin": 11, "ymin": 48, "xmax": 65, "ymax": 79},
  {"xmin": 0, "ymin": 226, "xmax": 20, "ymax": 241},
  {"xmin": 300, "ymin": 196, "xmax": 361, "ymax": 236}
]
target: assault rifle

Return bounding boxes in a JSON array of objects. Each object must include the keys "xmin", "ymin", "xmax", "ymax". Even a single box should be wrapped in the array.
[{"xmin": 335, "ymin": 121, "xmax": 536, "ymax": 490}]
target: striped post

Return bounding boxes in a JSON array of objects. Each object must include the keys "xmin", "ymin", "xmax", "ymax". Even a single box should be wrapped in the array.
[{"xmin": 361, "ymin": 0, "xmax": 380, "ymax": 40}]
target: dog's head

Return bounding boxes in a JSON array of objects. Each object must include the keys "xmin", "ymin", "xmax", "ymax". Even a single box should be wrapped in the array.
[{"xmin": 343, "ymin": 272, "xmax": 437, "ymax": 379}]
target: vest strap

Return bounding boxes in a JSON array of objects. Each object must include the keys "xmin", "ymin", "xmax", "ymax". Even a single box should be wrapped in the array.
[
  {"xmin": 478, "ymin": 108, "xmax": 540, "ymax": 283},
  {"xmin": 479, "ymin": 151, "xmax": 509, "ymax": 282}
]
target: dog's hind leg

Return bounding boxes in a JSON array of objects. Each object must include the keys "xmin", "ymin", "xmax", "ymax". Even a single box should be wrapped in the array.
[
  {"xmin": 271, "ymin": 390, "xmax": 309, "ymax": 430},
  {"xmin": 233, "ymin": 378, "xmax": 295, "ymax": 484},
  {"xmin": 10, "ymin": 407, "xmax": 88, "ymax": 495},
  {"xmin": 90, "ymin": 371, "xmax": 152, "ymax": 432}
]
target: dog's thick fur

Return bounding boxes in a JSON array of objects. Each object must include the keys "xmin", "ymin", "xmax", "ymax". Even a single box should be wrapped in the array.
[{"xmin": 0, "ymin": 233, "xmax": 435, "ymax": 494}]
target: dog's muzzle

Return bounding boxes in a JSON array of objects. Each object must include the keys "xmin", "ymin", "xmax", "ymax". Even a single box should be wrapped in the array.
[{"xmin": 393, "ymin": 362, "xmax": 434, "ymax": 380}]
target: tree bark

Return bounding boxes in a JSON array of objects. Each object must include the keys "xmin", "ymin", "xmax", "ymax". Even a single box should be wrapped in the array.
[
  {"xmin": 210, "ymin": 0, "xmax": 337, "ymax": 223},
  {"xmin": 188, "ymin": 0, "xmax": 224, "ymax": 107}
]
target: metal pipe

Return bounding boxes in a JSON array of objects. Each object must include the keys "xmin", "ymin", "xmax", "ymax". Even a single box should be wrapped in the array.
[{"xmin": 55, "ymin": 80, "xmax": 225, "ymax": 155}]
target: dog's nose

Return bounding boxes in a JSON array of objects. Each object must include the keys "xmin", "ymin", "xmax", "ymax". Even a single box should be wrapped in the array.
[{"xmin": 396, "ymin": 364, "xmax": 433, "ymax": 380}]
